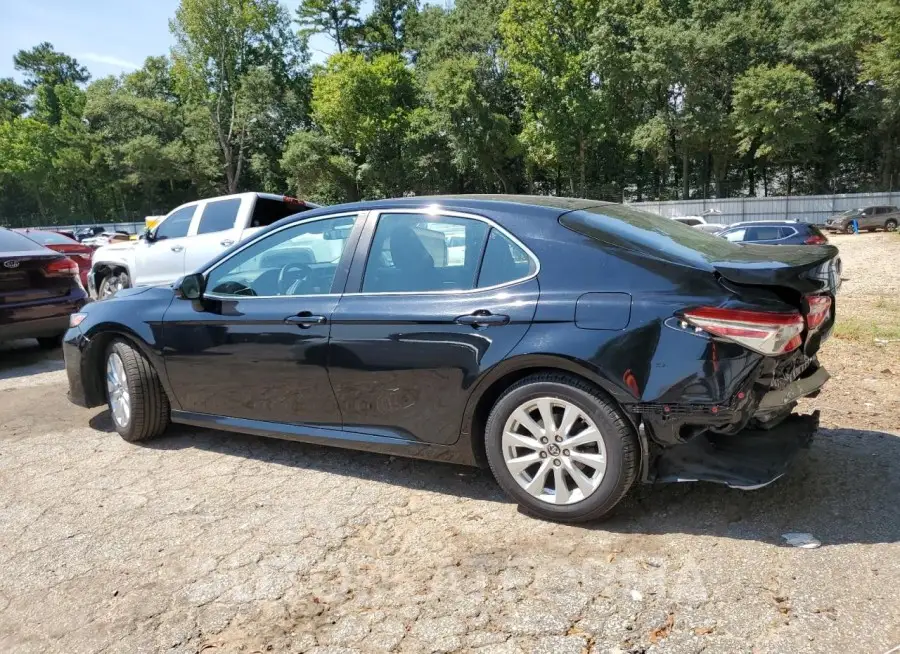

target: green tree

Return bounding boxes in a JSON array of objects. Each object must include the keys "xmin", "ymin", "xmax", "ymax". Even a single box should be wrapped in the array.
[
  {"xmin": 0, "ymin": 78, "xmax": 29, "ymax": 123},
  {"xmin": 171, "ymin": 0, "xmax": 307, "ymax": 193},
  {"xmin": 732, "ymin": 63, "xmax": 824, "ymax": 195},
  {"xmin": 296, "ymin": 0, "xmax": 361, "ymax": 54},
  {"xmin": 13, "ymin": 42, "xmax": 90, "ymax": 125},
  {"xmin": 0, "ymin": 118, "xmax": 57, "ymax": 216}
]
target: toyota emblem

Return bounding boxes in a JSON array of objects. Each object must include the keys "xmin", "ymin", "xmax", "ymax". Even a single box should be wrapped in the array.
[{"xmin": 3, "ymin": 260, "xmax": 19, "ymax": 269}]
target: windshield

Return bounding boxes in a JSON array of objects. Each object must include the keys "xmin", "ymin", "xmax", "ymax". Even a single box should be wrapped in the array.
[{"xmin": 837, "ymin": 209, "xmax": 860, "ymax": 216}]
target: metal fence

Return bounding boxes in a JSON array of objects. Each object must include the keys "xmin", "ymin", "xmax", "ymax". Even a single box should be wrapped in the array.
[
  {"xmin": 29, "ymin": 221, "xmax": 147, "ymax": 235},
  {"xmin": 629, "ymin": 191, "xmax": 900, "ymax": 226}
]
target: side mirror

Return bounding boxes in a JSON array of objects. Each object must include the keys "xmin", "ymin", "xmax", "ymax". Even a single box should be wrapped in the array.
[
  {"xmin": 142, "ymin": 227, "xmax": 156, "ymax": 242},
  {"xmin": 175, "ymin": 273, "xmax": 205, "ymax": 300}
]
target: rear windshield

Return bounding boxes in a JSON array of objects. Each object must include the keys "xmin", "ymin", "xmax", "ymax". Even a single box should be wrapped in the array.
[
  {"xmin": 561, "ymin": 205, "xmax": 740, "ymax": 259},
  {"xmin": 807, "ymin": 224, "xmax": 826, "ymax": 237},
  {"xmin": 0, "ymin": 228, "xmax": 46, "ymax": 252},
  {"xmin": 16, "ymin": 230, "xmax": 74, "ymax": 246},
  {"xmin": 250, "ymin": 198, "xmax": 316, "ymax": 228}
]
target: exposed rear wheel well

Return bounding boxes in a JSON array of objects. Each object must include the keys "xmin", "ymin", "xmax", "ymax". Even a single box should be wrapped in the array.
[
  {"xmin": 94, "ymin": 264, "xmax": 129, "ymax": 288},
  {"xmin": 468, "ymin": 366, "xmax": 635, "ymax": 468}
]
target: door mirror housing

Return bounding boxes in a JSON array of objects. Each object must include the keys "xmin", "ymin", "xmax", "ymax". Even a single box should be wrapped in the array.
[
  {"xmin": 142, "ymin": 227, "xmax": 156, "ymax": 242},
  {"xmin": 175, "ymin": 273, "xmax": 205, "ymax": 300}
]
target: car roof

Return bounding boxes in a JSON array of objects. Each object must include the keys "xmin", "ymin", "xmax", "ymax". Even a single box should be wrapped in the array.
[{"xmin": 298, "ymin": 194, "xmax": 612, "ymax": 215}]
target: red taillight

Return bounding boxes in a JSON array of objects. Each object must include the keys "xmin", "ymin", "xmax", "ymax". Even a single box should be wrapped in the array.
[
  {"xmin": 44, "ymin": 257, "xmax": 79, "ymax": 277},
  {"xmin": 681, "ymin": 306, "xmax": 805, "ymax": 356},
  {"xmin": 805, "ymin": 295, "xmax": 832, "ymax": 331},
  {"xmin": 804, "ymin": 234, "xmax": 827, "ymax": 244}
]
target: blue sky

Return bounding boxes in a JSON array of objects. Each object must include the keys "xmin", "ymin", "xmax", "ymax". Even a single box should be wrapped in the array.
[{"xmin": 0, "ymin": 0, "xmax": 344, "ymax": 81}]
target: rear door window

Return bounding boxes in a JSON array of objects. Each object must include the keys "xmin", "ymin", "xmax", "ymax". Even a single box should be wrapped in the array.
[
  {"xmin": 197, "ymin": 199, "xmax": 241, "ymax": 235},
  {"xmin": 362, "ymin": 213, "xmax": 490, "ymax": 293},
  {"xmin": 477, "ymin": 229, "xmax": 536, "ymax": 288},
  {"xmin": 749, "ymin": 226, "xmax": 783, "ymax": 241},
  {"xmin": 155, "ymin": 206, "xmax": 196, "ymax": 240}
]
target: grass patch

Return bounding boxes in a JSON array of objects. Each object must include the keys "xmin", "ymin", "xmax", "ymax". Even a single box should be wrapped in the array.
[{"xmin": 833, "ymin": 316, "xmax": 900, "ymax": 342}]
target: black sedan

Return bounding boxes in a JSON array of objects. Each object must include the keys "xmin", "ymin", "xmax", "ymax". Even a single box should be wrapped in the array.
[
  {"xmin": 1, "ymin": 227, "xmax": 88, "ymax": 348},
  {"xmin": 64, "ymin": 196, "xmax": 840, "ymax": 522}
]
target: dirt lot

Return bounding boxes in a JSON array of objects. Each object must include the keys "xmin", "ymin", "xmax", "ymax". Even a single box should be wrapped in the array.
[{"xmin": 0, "ymin": 233, "xmax": 898, "ymax": 654}]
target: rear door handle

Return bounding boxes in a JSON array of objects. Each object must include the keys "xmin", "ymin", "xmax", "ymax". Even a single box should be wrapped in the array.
[
  {"xmin": 170, "ymin": 245, "xmax": 184, "ymax": 252},
  {"xmin": 284, "ymin": 314, "xmax": 327, "ymax": 327},
  {"xmin": 455, "ymin": 311, "xmax": 510, "ymax": 328},
  {"xmin": 220, "ymin": 239, "xmax": 234, "ymax": 247}
]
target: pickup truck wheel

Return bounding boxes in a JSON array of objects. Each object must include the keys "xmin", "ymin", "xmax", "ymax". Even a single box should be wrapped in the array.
[
  {"xmin": 99, "ymin": 270, "xmax": 130, "ymax": 298},
  {"xmin": 886, "ymin": 219, "xmax": 898, "ymax": 232},
  {"xmin": 105, "ymin": 339, "xmax": 170, "ymax": 442}
]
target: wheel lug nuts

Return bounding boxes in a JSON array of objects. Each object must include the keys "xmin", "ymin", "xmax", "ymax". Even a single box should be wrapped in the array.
[
  {"xmin": 540, "ymin": 437, "xmax": 548, "ymax": 444},
  {"xmin": 555, "ymin": 436, "xmax": 562, "ymax": 443},
  {"xmin": 540, "ymin": 452, "xmax": 547, "ymax": 459},
  {"xmin": 563, "ymin": 449, "xmax": 570, "ymax": 456},
  {"xmin": 553, "ymin": 459, "xmax": 561, "ymax": 466}
]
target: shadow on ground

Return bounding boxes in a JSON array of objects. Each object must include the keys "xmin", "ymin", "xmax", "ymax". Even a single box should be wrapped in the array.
[
  {"xmin": 0, "ymin": 340, "xmax": 64, "ymax": 381},
  {"xmin": 90, "ymin": 410, "xmax": 900, "ymax": 546}
]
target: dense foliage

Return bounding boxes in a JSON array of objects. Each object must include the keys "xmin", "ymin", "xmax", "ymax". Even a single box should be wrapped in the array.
[{"xmin": 1, "ymin": 0, "xmax": 899, "ymax": 225}]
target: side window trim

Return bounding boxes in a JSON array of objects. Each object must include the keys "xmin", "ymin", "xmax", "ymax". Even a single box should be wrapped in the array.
[
  {"xmin": 345, "ymin": 208, "xmax": 540, "ymax": 296},
  {"xmin": 201, "ymin": 211, "xmax": 365, "ymax": 299},
  {"xmin": 186, "ymin": 200, "xmax": 207, "ymax": 236}
]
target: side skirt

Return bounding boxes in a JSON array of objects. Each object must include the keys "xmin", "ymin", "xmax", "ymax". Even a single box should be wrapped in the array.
[{"xmin": 170, "ymin": 410, "xmax": 476, "ymax": 466}]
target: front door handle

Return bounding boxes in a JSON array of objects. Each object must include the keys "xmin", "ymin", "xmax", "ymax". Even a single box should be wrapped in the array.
[
  {"xmin": 220, "ymin": 239, "xmax": 234, "ymax": 247},
  {"xmin": 284, "ymin": 313, "xmax": 327, "ymax": 328},
  {"xmin": 455, "ymin": 310, "xmax": 510, "ymax": 328},
  {"xmin": 170, "ymin": 245, "xmax": 184, "ymax": 252}
]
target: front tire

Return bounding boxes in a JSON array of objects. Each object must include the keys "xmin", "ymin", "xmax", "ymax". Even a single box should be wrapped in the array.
[
  {"xmin": 105, "ymin": 339, "xmax": 170, "ymax": 442},
  {"xmin": 843, "ymin": 223, "xmax": 855, "ymax": 234},
  {"xmin": 484, "ymin": 374, "xmax": 639, "ymax": 523}
]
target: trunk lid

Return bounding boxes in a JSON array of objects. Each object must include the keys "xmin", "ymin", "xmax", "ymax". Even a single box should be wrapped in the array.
[
  {"xmin": 0, "ymin": 230, "xmax": 74, "ymax": 306},
  {"xmin": 709, "ymin": 243, "xmax": 840, "ymax": 295}
]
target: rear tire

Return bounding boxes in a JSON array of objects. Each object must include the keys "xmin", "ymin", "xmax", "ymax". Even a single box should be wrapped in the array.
[
  {"xmin": 484, "ymin": 373, "xmax": 639, "ymax": 523},
  {"xmin": 105, "ymin": 339, "xmax": 170, "ymax": 442},
  {"xmin": 98, "ymin": 270, "xmax": 130, "ymax": 298},
  {"xmin": 37, "ymin": 335, "xmax": 63, "ymax": 349},
  {"xmin": 886, "ymin": 219, "xmax": 898, "ymax": 232}
]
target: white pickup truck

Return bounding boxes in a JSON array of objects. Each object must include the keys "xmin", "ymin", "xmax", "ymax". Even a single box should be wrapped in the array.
[{"xmin": 89, "ymin": 192, "xmax": 316, "ymax": 297}]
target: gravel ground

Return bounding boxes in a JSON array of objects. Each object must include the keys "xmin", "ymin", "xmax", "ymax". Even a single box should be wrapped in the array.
[{"xmin": 0, "ymin": 233, "xmax": 898, "ymax": 654}]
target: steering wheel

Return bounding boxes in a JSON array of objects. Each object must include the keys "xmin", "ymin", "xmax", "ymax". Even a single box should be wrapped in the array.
[
  {"xmin": 277, "ymin": 263, "xmax": 311, "ymax": 295},
  {"xmin": 210, "ymin": 280, "xmax": 257, "ymax": 296}
]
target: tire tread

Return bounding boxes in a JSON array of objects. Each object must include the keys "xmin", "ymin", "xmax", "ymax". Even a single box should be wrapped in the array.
[{"xmin": 108, "ymin": 339, "xmax": 169, "ymax": 442}]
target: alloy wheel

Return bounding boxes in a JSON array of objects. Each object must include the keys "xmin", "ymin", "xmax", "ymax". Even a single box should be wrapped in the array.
[
  {"xmin": 106, "ymin": 352, "xmax": 131, "ymax": 427},
  {"xmin": 501, "ymin": 397, "xmax": 607, "ymax": 505}
]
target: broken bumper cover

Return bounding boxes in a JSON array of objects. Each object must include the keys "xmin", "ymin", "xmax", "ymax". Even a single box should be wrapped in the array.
[{"xmin": 653, "ymin": 411, "xmax": 820, "ymax": 489}]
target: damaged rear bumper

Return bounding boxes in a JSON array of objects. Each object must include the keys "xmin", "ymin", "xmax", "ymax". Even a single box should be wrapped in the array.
[{"xmin": 652, "ymin": 411, "xmax": 819, "ymax": 489}]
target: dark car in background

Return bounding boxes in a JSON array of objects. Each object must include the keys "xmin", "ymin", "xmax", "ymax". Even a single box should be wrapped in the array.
[
  {"xmin": 824, "ymin": 206, "xmax": 899, "ymax": 233},
  {"xmin": 64, "ymin": 196, "xmax": 839, "ymax": 522},
  {"xmin": 0, "ymin": 227, "xmax": 88, "ymax": 349},
  {"xmin": 717, "ymin": 220, "xmax": 829, "ymax": 245},
  {"xmin": 15, "ymin": 228, "xmax": 93, "ymax": 288}
]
